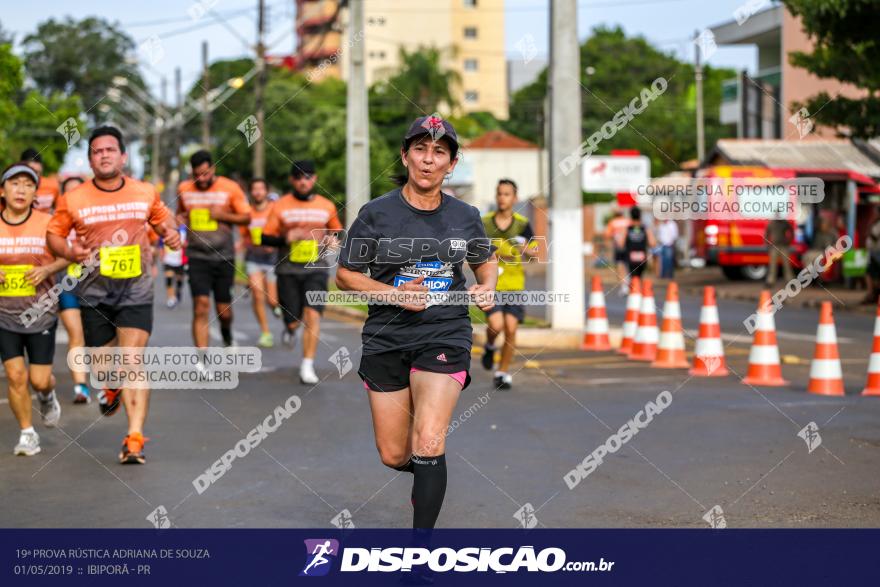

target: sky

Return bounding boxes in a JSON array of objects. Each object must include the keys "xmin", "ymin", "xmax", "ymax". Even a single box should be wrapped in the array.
[
  {"xmin": 2, "ymin": 0, "xmax": 761, "ymax": 174},
  {"xmin": 3, "ymin": 0, "xmax": 759, "ymax": 98}
]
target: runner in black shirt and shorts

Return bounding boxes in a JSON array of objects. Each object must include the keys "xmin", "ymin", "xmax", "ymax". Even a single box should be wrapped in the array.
[{"xmin": 336, "ymin": 115, "xmax": 497, "ymax": 531}]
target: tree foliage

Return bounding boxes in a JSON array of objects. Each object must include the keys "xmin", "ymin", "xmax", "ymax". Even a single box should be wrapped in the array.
[
  {"xmin": 506, "ymin": 26, "xmax": 734, "ymax": 175},
  {"xmin": 21, "ymin": 17, "xmax": 145, "ymax": 118},
  {"xmin": 782, "ymin": 0, "xmax": 880, "ymax": 138},
  {"xmin": 0, "ymin": 43, "xmax": 83, "ymax": 173},
  {"xmin": 183, "ymin": 60, "xmax": 396, "ymax": 217}
]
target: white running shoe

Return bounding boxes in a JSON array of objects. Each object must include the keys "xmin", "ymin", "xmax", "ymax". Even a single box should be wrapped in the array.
[
  {"xmin": 39, "ymin": 391, "xmax": 61, "ymax": 427},
  {"xmin": 299, "ymin": 362, "xmax": 319, "ymax": 385},
  {"xmin": 14, "ymin": 430, "xmax": 41, "ymax": 456}
]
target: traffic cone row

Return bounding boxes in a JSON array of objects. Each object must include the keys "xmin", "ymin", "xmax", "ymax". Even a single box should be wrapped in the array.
[{"xmin": 580, "ymin": 275, "xmax": 877, "ymax": 396}]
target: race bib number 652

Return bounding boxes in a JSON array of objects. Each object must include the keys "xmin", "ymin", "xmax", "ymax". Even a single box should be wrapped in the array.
[{"xmin": 0, "ymin": 265, "xmax": 36, "ymax": 297}]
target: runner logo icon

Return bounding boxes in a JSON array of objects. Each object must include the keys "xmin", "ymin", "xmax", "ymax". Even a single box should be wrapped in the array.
[
  {"xmin": 437, "ymin": 353, "xmax": 448, "ymax": 362},
  {"xmin": 300, "ymin": 539, "xmax": 339, "ymax": 577}
]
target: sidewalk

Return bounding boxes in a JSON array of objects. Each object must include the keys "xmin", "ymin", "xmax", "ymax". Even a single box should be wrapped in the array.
[{"xmin": 593, "ymin": 265, "xmax": 875, "ymax": 314}]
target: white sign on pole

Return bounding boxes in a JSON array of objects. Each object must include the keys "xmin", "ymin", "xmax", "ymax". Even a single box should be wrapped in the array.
[{"xmin": 581, "ymin": 155, "xmax": 650, "ymax": 193}]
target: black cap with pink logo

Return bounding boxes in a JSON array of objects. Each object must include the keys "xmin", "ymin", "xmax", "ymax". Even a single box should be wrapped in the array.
[{"xmin": 402, "ymin": 115, "xmax": 459, "ymax": 156}]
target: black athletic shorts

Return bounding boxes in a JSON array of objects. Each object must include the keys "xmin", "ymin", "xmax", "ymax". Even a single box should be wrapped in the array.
[
  {"xmin": 484, "ymin": 303, "xmax": 525, "ymax": 323},
  {"xmin": 188, "ymin": 257, "xmax": 235, "ymax": 303},
  {"xmin": 80, "ymin": 303, "xmax": 153, "ymax": 347},
  {"xmin": 0, "ymin": 323, "xmax": 57, "ymax": 365},
  {"xmin": 277, "ymin": 272, "xmax": 327, "ymax": 324},
  {"xmin": 358, "ymin": 345, "xmax": 472, "ymax": 392}
]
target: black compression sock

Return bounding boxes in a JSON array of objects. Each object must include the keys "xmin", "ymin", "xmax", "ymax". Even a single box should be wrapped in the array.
[
  {"xmin": 392, "ymin": 459, "xmax": 414, "ymax": 474},
  {"xmin": 411, "ymin": 454, "xmax": 447, "ymax": 529},
  {"xmin": 220, "ymin": 323, "xmax": 233, "ymax": 346}
]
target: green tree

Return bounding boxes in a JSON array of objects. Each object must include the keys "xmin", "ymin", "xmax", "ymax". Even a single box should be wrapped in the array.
[
  {"xmin": 0, "ymin": 43, "xmax": 83, "ymax": 172},
  {"xmin": 506, "ymin": 26, "xmax": 734, "ymax": 176},
  {"xmin": 782, "ymin": 0, "xmax": 880, "ymax": 138},
  {"xmin": 182, "ymin": 60, "xmax": 396, "ymax": 218},
  {"xmin": 21, "ymin": 17, "xmax": 145, "ymax": 117},
  {"xmin": 369, "ymin": 46, "xmax": 462, "ymax": 155}
]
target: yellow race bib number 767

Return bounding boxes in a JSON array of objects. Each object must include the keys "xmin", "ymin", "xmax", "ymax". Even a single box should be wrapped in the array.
[{"xmin": 100, "ymin": 245, "xmax": 142, "ymax": 279}]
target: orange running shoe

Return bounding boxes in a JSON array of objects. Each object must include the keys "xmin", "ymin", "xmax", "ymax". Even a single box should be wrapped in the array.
[{"xmin": 119, "ymin": 433, "xmax": 148, "ymax": 465}]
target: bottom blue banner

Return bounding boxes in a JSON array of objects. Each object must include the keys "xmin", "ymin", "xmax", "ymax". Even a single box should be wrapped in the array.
[{"xmin": 1, "ymin": 529, "xmax": 877, "ymax": 585}]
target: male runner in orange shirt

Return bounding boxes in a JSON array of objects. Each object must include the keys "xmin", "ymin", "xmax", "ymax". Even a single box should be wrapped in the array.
[
  {"xmin": 176, "ymin": 150, "xmax": 251, "ymax": 349},
  {"xmin": 262, "ymin": 160, "xmax": 341, "ymax": 384},
  {"xmin": 47, "ymin": 126, "xmax": 180, "ymax": 464}
]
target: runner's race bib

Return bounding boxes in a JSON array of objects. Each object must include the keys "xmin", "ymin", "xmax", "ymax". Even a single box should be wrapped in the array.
[
  {"xmin": 629, "ymin": 250, "xmax": 647, "ymax": 263},
  {"xmin": 393, "ymin": 261, "xmax": 453, "ymax": 291},
  {"xmin": 250, "ymin": 227, "xmax": 263, "ymax": 246},
  {"xmin": 289, "ymin": 239, "xmax": 319, "ymax": 263},
  {"xmin": 0, "ymin": 265, "xmax": 36, "ymax": 297},
  {"xmin": 67, "ymin": 263, "xmax": 83, "ymax": 278},
  {"xmin": 100, "ymin": 245, "xmax": 142, "ymax": 279},
  {"xmin": 190, "ymin": 208, "xmax": 218, "ymax": 232}
]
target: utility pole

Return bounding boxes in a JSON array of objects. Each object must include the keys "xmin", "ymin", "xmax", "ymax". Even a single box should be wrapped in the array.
[
  {"xmin": 151, "ymin": 76, "xmax": 167, "ymax": 187},
  {"xmin": 253, "ymin": 0, "xmax": 267, "ymax": 177},
  {"xmin": 346, "ymin": 0, "xmax": 369, "ymax": 227},
  {"xmin": 694, "ymin": 29, "xmax": 706, "ymax": 162},
  {"xmin": 174, "ymin": 67, "xmax": 183, "ymax": 178},
  {"xmin": 548, "ymin": 0, "xmax": 585, "ymax": 333},
  {"xmin": 201, "ymin": 41, "xmax": 211, "ymax": 149}
]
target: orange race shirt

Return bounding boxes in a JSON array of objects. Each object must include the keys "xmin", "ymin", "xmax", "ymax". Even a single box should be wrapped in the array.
[
  {"xmin": 176, "ymin": 176, "xmax": 251, "ymax": 262},
  {"xmin": 239, "ymin": 201, "xmax": 276, "ymax": 263},
  {"xmin": 263, "ymin": 193, "xmax": 342, "ymax": 275},
  {"xmin": 0, "ymin": 209, "xmax": 57, "ymax": 333},
  {"xmin": 47, "ymin": 177, "xmax": 171, "ymax": 307},
  {"xmin": 34, "ymin": 175, "xmax": 61, "ymax": 212}
]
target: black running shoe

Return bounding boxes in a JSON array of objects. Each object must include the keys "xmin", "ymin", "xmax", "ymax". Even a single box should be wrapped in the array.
[
  {"xmin": 481, "ymin": 346, "xmax": 495, "ymax": 370},
  {"xmin": 98, "ymin": 388, "xmax": 121, "ymax": 416}
]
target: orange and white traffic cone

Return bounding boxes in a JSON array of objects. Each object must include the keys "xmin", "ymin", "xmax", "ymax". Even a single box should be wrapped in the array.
[
  {"xmin": 618, "ymin": 276, "xmax": 642, "ymax": 355},
  {"xmin": 862, "ymin": 301, "xmax": 880, "ymax": 396},
  {"xmin": 629, "ymin": 279, "xmax": 658, "ymax": 362},
  {"xmin": 582, "ymin": 275, "xmax": 611, "ymax": 351},
  {"xmin": 742, "ymin": 290, "xmax": 789, "ymax": 387},
  {"xmin": 689, "ymin": 286, "xmax": 729, "ymax": 377},
  {"xmin": 807, "ymin": 301, "xmax": 844, "ymax": 396},
  {"xmin": 652, "ymin": 282, "xmax": 689, "ymax": 368}
]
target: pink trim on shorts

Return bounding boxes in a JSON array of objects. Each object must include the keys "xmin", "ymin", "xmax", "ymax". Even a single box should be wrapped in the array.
[
  {"xmin": 362, "ymin": 369, "xmax": 468, "ymax": 391},
  {"xmin": 410, "ymin": 367, "xmax": 467, "ymax": 386}
]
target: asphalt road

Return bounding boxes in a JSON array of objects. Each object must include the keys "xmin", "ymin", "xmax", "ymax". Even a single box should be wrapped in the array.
[{"xmin": 1, "ymin": 277, "xmax": 879, "ymax": 529}]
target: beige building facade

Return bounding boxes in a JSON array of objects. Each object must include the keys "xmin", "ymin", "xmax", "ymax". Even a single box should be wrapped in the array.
[{"xmin": 295, "ymin": 0, "xmax": 508, "ymax": 118}]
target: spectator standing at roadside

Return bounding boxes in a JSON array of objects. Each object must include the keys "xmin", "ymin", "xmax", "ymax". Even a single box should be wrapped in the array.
[{"xmin": 765, "ymin": 217, "xmax": 794, "ymax": 285}]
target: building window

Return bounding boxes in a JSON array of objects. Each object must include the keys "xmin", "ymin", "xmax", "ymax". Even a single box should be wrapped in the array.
[
  {"xmin": 464, "ymin": 58, "xmax": 478, "ymax": 72},
  {"xmin": 465, "ymin": 90, "xmax": 479, "ymax": 103},
  {"xmin": 463, "ymin": 26, "xmax": 478, "ymax": 39},
  {"xmin": 464, "ymin": 0, "xmax": 477, "ymax": 7}
]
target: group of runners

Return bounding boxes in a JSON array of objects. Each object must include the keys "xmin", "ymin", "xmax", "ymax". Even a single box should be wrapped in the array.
[{"xmin": 2, "ymin": 115, "xmax": 539, "ymax": 532}]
